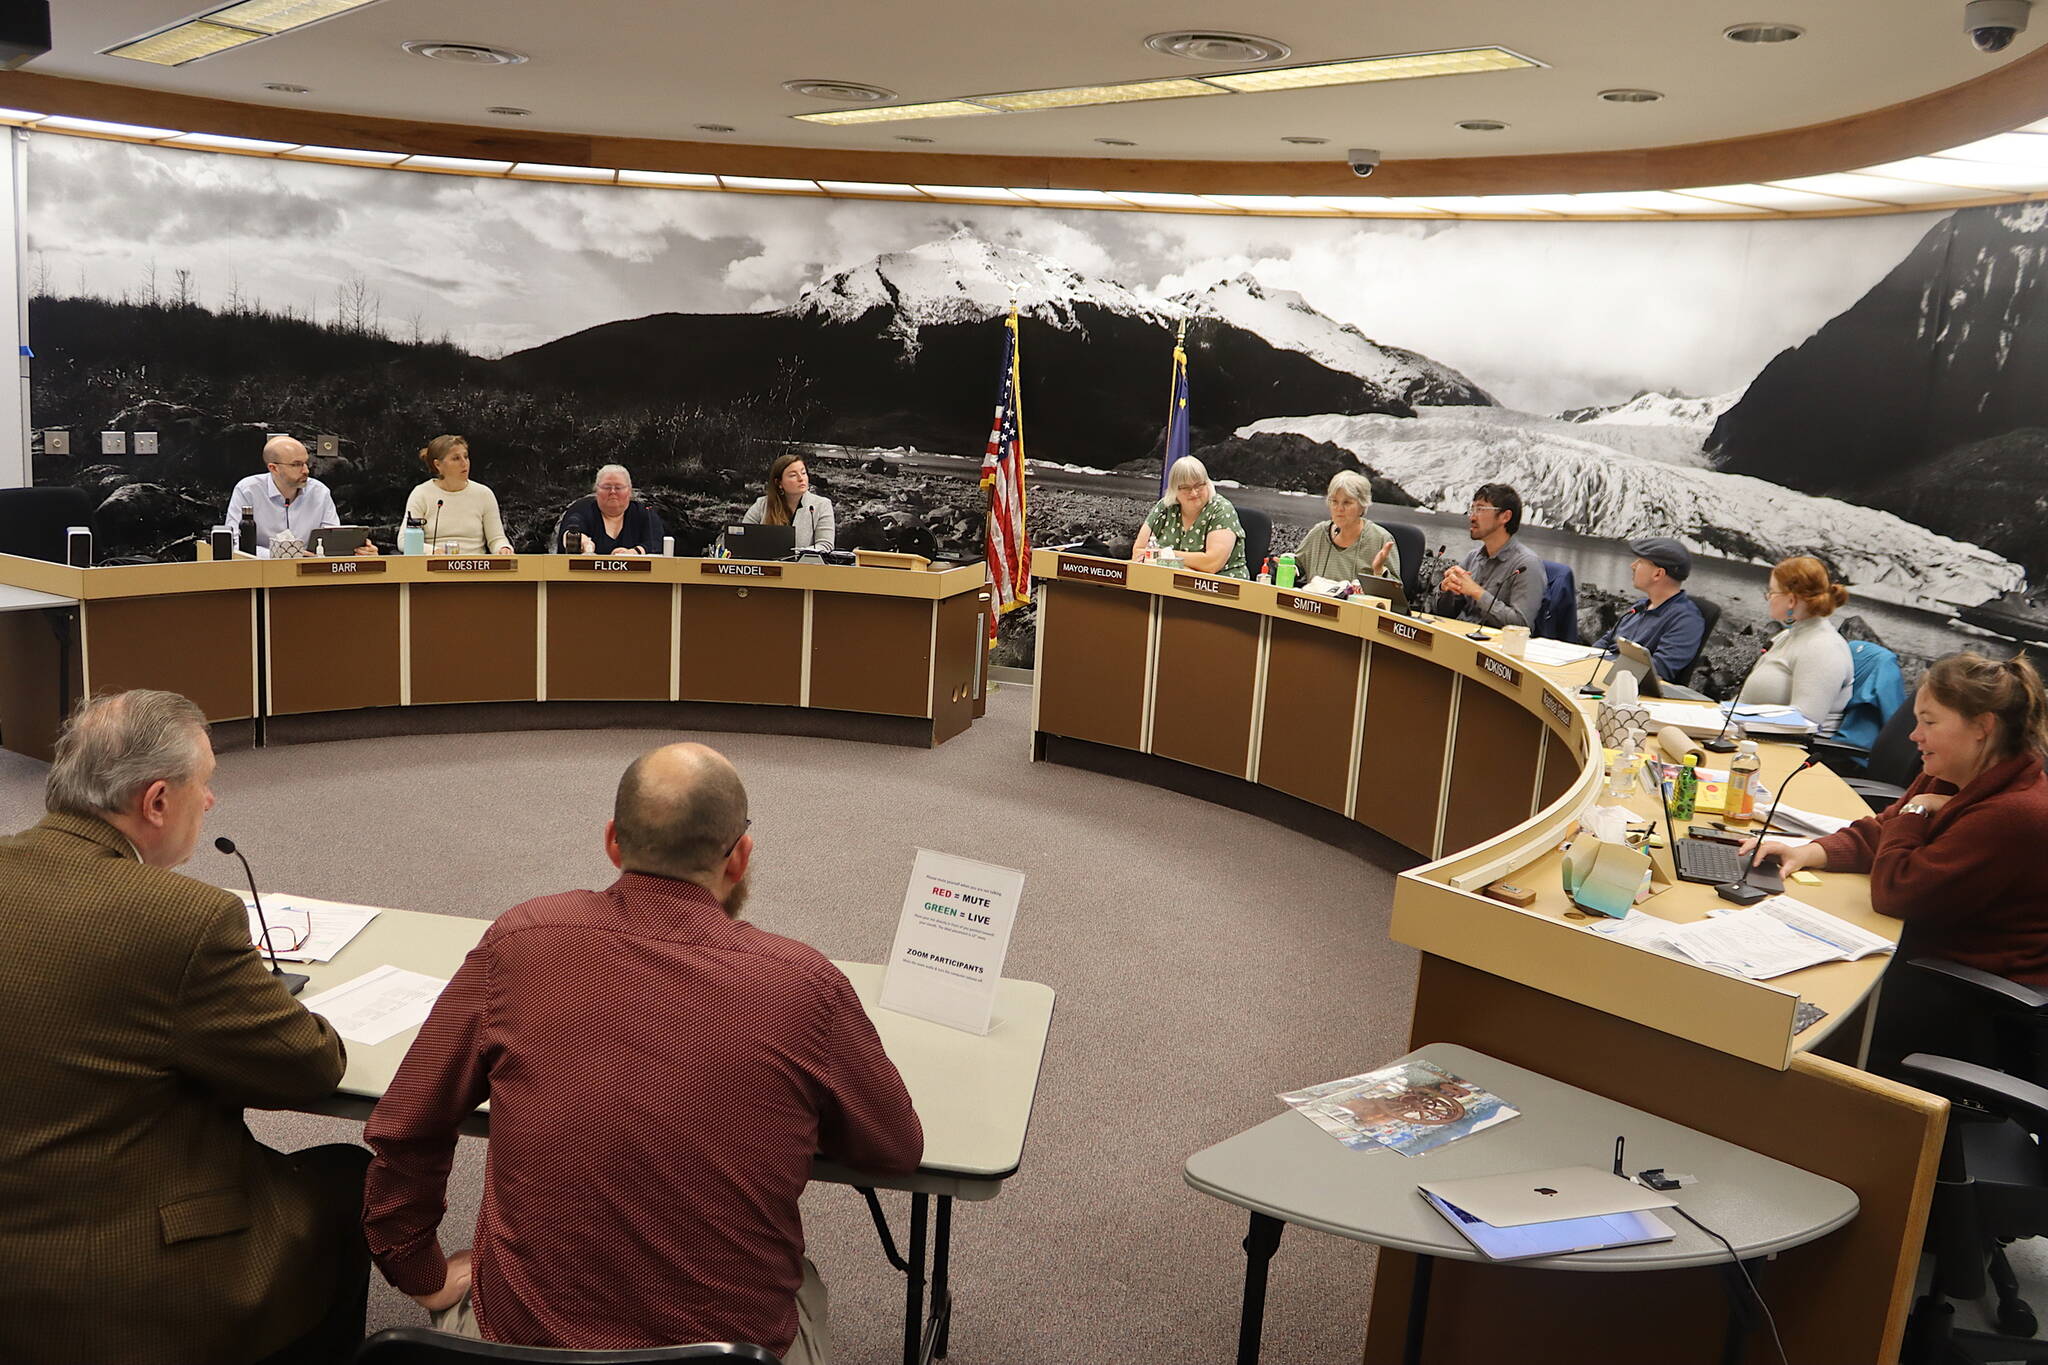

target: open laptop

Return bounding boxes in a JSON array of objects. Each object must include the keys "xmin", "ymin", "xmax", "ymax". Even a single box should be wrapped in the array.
[
  {"xmin": 1654, "ymin": 755, "xmax": 1785, "ymax": 892},
  {"xmin": 725, "ymin": 523, "xmax": 795, "ymax": 560},
  {"xmin": 306, "ymin": 526, "xmax": 369, "ymax": 557},
  {"xmin": 1355, "ymin": 573, "xmax": 1411, "ymax": 615},
  {"xmin": 1587, "ymin": 638, "xmax": 1663, "ymax": 698}
]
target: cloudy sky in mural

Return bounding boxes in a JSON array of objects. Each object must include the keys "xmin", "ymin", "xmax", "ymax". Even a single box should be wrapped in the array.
[{"xmin": 27, "ymin": 134, "xmax": 1943, "ymax": 412}]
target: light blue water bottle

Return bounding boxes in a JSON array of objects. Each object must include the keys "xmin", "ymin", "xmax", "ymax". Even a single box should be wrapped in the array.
[{"xmin": 398, "ymin": 514, "xmax": 426, "ymax": 556}]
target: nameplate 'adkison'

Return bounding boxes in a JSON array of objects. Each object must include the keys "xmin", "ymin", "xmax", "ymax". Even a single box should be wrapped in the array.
[{"xmin": 1478, "ymin": 655, "xmax": 1522, "ymax": 688}]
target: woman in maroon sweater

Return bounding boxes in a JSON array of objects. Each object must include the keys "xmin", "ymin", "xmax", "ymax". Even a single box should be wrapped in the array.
[{"xmin": 1749, "ymin": 651, "xmax": 2048, "ymax": 981}]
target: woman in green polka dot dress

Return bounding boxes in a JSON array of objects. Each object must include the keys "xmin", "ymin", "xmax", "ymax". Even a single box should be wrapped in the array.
[{"xmin": 1131, "ymin": 456, "xmax": 1250, "ymax": 579}]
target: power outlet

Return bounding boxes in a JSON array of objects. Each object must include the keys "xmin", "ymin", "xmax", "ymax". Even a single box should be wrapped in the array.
[
  {"xmin": 99, "ymin": 431, "xmax": 127, "ymax": 455},
  {"xmin": 133, "ymin": 431, "xmax": 159, "ymax": 455},
  {"xmin": 42, "ymin": 429, "xmax": 68, "ymax": 455},
  {"xmin": 316, "ymin": 434, "xmax": 340, "ymax": 456}
]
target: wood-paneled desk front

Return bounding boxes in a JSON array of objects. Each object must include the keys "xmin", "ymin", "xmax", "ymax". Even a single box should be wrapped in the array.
[
  {"xmin": 1027, "ymin": 550, "xmax": 1945, "ymax": 1364},
  {"xmin": 0, "ymin": 553, "xmax": 991, "ymax": 760},
  {"xmin": 293, "ymin": 905, "xmax": 1054, "ymax": 1365}
]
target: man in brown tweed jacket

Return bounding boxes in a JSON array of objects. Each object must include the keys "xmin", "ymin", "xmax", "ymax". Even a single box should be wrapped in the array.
[{"xmin": 0, "ymin": 690, "xmax": 368, "ymax": 1364}]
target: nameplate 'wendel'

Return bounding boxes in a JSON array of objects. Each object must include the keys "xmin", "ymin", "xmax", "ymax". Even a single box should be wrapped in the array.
[{"xmin": 701, "ymin": 561, "xmax": 783, "ymax": 579}]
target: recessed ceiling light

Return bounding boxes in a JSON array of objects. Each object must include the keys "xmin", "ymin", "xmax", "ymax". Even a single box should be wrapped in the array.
[
  {"xmin": 487, "ymin": 106, "xmax": 529, "ymax": 116},
  {"xmin": 695, "ymin": 123, "xmax": 735, "ymax": 133},
  {"xmin": 782, "ymin": 80, "xmax": 895, "ymax": 103},
  {"xmin": 1599, "ymin": 88, "xmax": 1665, "ymax": 103},
  {"xmin": 264, "ymin": 82, "xmax": 311, "ymax": 93},
  {"xmin": 799, "ymin": 101, "xmax": 996, "ymax": 126},
  {"xmin": 106, "ymin": 22, "xmax": 263, "ymax": 65},
  {"xmin": 1095, "ymin": 137, "xmax": 1136, "ymax": 146},
  {"xmin": 400, "ymin": 41, "xmax": 526, "ymax": 65},
  {"xmin": 1206, "ymin": 47, "xmax": 1540, "ymax": 93},
  {"xmin": 1458, "ymin": 119, "xmax": 1508, "ymax": 131},
  {"xmin": 1281, "ymin": 135, "xmax": 1328, "ymax": 145},
  {"xmin": 976, "ymin": 78, "xmax": 1225, "ymax": 112},
  {"xmin": 1723, "ymin": 22, "xmax": 1804, "ymax": 43},
  {"xmin": 896, "ymin": 135, "xmax": 936, "ymax": 143},
  {"xmin": 209, "ymin": 0, "xmax": 380, "ymax": 34},
  {"xmin": 1145, "ymin": 32, "xmax": 1291, "ymax": 64}
]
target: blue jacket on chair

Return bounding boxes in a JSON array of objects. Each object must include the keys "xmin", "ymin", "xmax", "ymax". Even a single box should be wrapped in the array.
[
  {"xmin": 1835, "ymin": 640, "xmax": 1907, "ymax": 754},
  {"xmin": 1533, "ymin": 561, "xmax": 1579, "ymax": 643}
]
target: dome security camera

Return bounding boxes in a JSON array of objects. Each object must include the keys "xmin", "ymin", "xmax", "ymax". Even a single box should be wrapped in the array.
[
  {"xmin": 1965, "ymin": 0, "xmax": 2031, "ymax": 52},
  {"xmin": 1346, "ymin": 148, "xmax": 1382, "ymax": 178}
]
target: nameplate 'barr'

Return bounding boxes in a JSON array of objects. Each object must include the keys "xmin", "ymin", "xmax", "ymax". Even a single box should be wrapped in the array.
[
  {"xmin": 569, "ymin": 558, "xmax": 652, "ymax": 574},
  {"xmin": 702, "ymin": 561, "xmax": 783, "ymax": 579},
  {"xmin": 1377, "ymin": 616, "xmax": 1431, "ymax": 648},
  {"xmin": 1173, "ymin": 573, "xmax": 1240, "ymax": 599},
  {"xmin": 426, "ymin": 558, "xmax": 515, "ymax": 573},
  {"xmin": 297, "ymin": 560, "xmax": 387, "ymax": 577},
  {"xmin": 1055, "ymin": 556, "xmax": 1128, "ymax": 588}
]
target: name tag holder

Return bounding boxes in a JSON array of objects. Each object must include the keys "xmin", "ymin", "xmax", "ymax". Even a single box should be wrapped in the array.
[{"xmin": 569, "ymin": 558, "xmax": 653, "ymax": 574}]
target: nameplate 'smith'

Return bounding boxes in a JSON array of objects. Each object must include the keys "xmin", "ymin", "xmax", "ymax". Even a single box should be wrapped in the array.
[
  {"xmin": 1055, "ymin": 556, "xmax": 1129, "ymax": 587},
  {"xmin": 1277, "ymin": 592, "xmax": 1336, "ymax": 618}
]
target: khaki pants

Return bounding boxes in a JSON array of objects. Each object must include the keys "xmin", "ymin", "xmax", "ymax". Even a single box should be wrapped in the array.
[{"xmin": 431, "ymin": 1257, "xmax": 829, "ymax": 1365}]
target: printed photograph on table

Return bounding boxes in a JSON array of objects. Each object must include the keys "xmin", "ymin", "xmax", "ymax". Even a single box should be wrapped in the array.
[{"xmin": 1282, "ymin": 1059, "xmax": 1518, "ymax": 1157}]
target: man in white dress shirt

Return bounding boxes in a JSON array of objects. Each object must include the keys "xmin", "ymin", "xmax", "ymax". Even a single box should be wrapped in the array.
[{"xmin": 222, "ymin": 437, "xmax": 375, "ymax": 557}]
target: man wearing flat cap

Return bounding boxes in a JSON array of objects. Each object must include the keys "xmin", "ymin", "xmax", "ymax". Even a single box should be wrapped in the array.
[{"xmin": 1593, "ymin": 536, "xmax": 1708, "ymax": 682}]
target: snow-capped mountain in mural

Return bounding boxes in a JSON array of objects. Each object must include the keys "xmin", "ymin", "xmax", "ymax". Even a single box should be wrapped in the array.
[
  {"xmin": 1708, "ymin": 202, "xmax": 2048, "ymax": 576},
  {"xmin": 499, "ymin": 231, "xmax": 1490, "ymax": 464},
  {"xmin": 1247, "ymin": 406, "xmax": 2024, "ymax": 609}
]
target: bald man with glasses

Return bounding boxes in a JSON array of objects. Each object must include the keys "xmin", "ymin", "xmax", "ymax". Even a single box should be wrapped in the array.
[{"xmin": 223, "ymin": 437, "xmax": 377, "ymax": 557}]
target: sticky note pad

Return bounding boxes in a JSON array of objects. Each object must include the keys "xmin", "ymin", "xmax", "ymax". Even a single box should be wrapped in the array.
[{"xmin": 1790, "ymin": 870, "xmax": 1822, "ymax": 886}]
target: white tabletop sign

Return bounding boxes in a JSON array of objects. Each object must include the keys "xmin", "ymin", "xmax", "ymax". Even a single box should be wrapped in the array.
[{"xmin": 879, "ymin": 848, "xmax": 1025, "ymax": 1035}]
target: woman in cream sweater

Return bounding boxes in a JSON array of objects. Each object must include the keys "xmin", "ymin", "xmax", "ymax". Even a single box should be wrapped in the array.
[
  {"xmin": 404, "ymin": 434, "xmax": 514, "ymax": 556},
  {"xmin": 1737, "ymin": 555, "xmax": 1853, "ymax": 734}
]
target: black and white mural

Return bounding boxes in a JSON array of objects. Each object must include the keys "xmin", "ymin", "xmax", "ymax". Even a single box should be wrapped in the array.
[{"xmin": 23, "ymin": 134, "xmax": 2048, "ymax": 675}]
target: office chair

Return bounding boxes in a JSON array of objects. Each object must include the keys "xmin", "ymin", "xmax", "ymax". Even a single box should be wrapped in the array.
[
  {"xmin": 352, "ymin": 1328, "xmax": 780, "ymax": 1364},
  {"xmin": 1234, "ymin": 505, "xmax": 1272, "ymax": 579},
  {"xmin": 1534, "ymin": 560, "xmax": 1580, "ymax": 643},
  {"xmin": 1671, "ymin": 594, "xmax": 1721, "ymax": 688},
  {"xmin": 0, "ymin": 486, "xmax": 93, "ymax": 564},
  {"xmin": 1379, "ymin": 520, "xmax": 1426, "ymax": 605},
  {"xmin": 1810, "ymin": 702, "xmax": 1921, "ymax": 811}
]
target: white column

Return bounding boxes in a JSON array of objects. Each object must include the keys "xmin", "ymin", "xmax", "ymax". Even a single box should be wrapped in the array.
[{"xmin": 0, "ymin": 129, "xmax": 24, "ymax": 489}]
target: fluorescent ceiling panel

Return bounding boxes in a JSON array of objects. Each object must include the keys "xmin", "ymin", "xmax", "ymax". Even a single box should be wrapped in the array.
[
  {"xmin": 1928, "ymin": 133, "xmax": 2048, "ymax": 166},
  {"xmin": 290, "ymin": 144, "xmax": 407, "ymax": 164},
  {"xmin": 1398, "ymin": 195, "xmax": 1565, "ymax": 215},
  {"xmin": 1571, "ymin": 190, "xmax": 1731, "ymax": 214},
  {"xmin": 104, "ymin": 22, "xmax": 259, "ymax": 65},
  {"xmin": 1673, "ymin": 183, "xmax": 1873, "ymax": 211},
  {"xmin": 1319, "ymin": 196, "xmax": 1448, "ymax": 214},
  {"xmin": 976, "ymin": 79, "xmax": 1226, "ymax": 112},
  {"xmin": 1765, "ymin": 172, "xmax": 1932, "ymax": 204},
  {"xmin": 616, "ymin": 169, "xmax": 720, "ymax": 187},
  {"xmin": 1109, "ymin": 191, "xmax": 1224, "ymax": 209},
  {"xmin": 815, "ymin": 181, "xmax": 929, "ymax": 197},
  {"xmin": 167, "ymin": 132, "xmax": 296, "ymax": 152},
  {"xmin": 511, "ymin": 163, "xmax": 616, "ymax": 181},
  {"xmin": 912, "ymin": 184, "xmax": 1025, "ymax": 200},
  {"xmin": 37, "ymin": 116, "xmax": 181, "ymax": 139},
  {"xmin": 1206, "ymin": 47, "xmax": 1539, "ymax": 93},
  {"xmin": 0, "ymin": 108, "xmax": 46, "ymax": 123},
  {"xmin": 1826, "ymin": 175, "xmax": 1991, "ymax": 204},
  {"xmin": 1848, "ymin": 157, "xmax": 2048, "ymax": 191},
  {"xmin": 794, "ymin": 101, "xmax": 998, "ymax": 126},
  {"xmin": 718, "ymin": 176, "xmax": 821, "ymax": 192},
  {"xmin": 205, "ymin": 0, "xmax": 379, "ymax": 33},
  {"xmin": 402, "ymin": 155, "xmax": 514, "ymax": 173},
  {"xmin": 1008, "ymin": 188, "xmax": 1131, "ymax": 206}
]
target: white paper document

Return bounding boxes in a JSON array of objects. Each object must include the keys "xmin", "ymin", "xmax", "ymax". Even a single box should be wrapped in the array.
[
  {"xmin": 1585, "ymin": 908, "xmax": 1686, "ymax": 957},
  {"xmin": 1524, "ymin": 638, "xmax": 1601, "ymax": 667},
  {"xmin": 1765, "ymin": 804, "xmax": 1858, "ymax": 839},
  {"xmin": 300, "ymin": 964, "xmax": 448, "ymax": 1045},
  {"xmin": 1748, "ymin": 894, "xmax": 1896, "ymax": 962},
  {"xmin": 1663, "ymin": 911, "xmax": 1845, "ymax": 979},
  {"xmin": 244, "ymin": 893, "xmax": 381, "ymax": 963},
  {"xmin": 879, "ymin": 849, "xmax": 1025, "ymax": 1035}
]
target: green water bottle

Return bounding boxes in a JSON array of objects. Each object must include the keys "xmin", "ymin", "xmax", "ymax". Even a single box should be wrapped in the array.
[
  {"xmin": 1673, "ymin": 754, "xmax": 1699, "ymax": 821},
  {"xmin": 1275, "ymin": 553, "xmax": 1298, "ymax": 589}
]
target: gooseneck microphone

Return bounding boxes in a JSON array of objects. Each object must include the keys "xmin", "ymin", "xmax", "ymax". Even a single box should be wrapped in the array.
[
  {"xmin": 216, "ymin": 836, "xmax": 308, "ymax": 995},
  {"xmin": 429, "ymin": 498, "xmax": 445, "ymax": 553},
  {"xmin": 1468, "ymin": 564, "xmax": 1526, "ymax": 640},
  {"xmin": 1577, "ymin": 603, "xmax": 1642, "ymax": 694},
  {"xmin": 1703, "ymin": 602, "xmax": 1795, "ymax": 753},
  {"xmin": 1715, "ymin": 755, "xmax": 1818, "ymax": 906}
]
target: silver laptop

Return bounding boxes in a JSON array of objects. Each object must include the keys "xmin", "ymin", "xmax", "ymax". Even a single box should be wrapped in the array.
[
  {"xmin": 1417, "ymin": 1165, "xmax": 1675, "ymax": 1228},
  {"xmin": 1590, "ymin": 637, "xmax": 1663, "ymax": 697},
  {"xmin": 1421, "ymin": 1189, "xmax": 1675, "ymax": 1261}
]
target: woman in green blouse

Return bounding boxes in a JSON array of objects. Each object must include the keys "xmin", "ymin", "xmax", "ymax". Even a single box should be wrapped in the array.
[
  {"xmin": 1293, "ymin": 469, "xmax": 1400, "ymax": 587},
  {"xmin": 1131, "ymin": 456, "xmax": 1250, "ymax": 579}
]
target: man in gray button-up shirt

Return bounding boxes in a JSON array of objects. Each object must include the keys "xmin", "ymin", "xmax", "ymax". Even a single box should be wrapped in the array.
[{"xmin": 1431, "ymin": 482, "xmax": 1545, "ymax": 630}]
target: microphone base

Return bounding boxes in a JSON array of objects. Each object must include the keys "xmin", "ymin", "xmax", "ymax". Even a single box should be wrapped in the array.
[
  {"xmin": 275, "ymin": 969, "xmax": 310, "ymax": 996},
  {"xmin": 1699, "ymin": 738, "xmax": 1740, "ymax": 754},
  {"xmin": 1714, "ymin": 881, "xmax": 1771, "ymax": 907}
]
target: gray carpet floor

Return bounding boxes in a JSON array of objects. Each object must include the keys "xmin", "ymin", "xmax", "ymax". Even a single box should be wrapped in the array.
[{"xmin": 0, "ymin": 684, "xmax": 1419, "ymax": 1363}]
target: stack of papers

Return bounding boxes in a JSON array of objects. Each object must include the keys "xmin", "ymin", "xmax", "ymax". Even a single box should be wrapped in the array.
[
  {"xmin": 299, "ymin": 965, "xmax": 449, "ymax": 1045},
  {"xmin": 242, "ymin": 893, "xmax": 380, "ymax": 963},
  {"xmin": 1281, "ymin": 1060, "xmax": 1519, "ymax": 1157},
  {"xmin": 1664, "ymin": 896, "xmax": 1894, "ymax": 979},
  {"xmin": 1766, "ymin": 803, "xmax": 1858, "ymax": 839},
  {"xmin": 1524, "ymin": 638, "xmax": 1603, "ymax": 667},
  {"xmin": 1722, "ymin": 703, "xmax": 1819, "ymax": 736}
]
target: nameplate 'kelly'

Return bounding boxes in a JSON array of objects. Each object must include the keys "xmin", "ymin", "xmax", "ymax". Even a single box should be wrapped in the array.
[
  {"xmin": 701, "ymin": 561, "xmax": 783, "ymax": 579},
  {"xmin": 569, "ymin": 558, "xmax": 653, "ymax": 573},
  {"xmin": 426, "ymin": 558, "xmax": 514, "ymax": 573},
  {"xmin": 879, "ymin": 848, "xmax": 1024, "ymax": 1036},
  {"xmin": 1055, "ymin": 556, "xmax": 1128, "ymax": 588},
  {"xmin": 1377, "ymin": 615, "xmax": 1431, "ymax": 647},
  {"xmin": 1173, "ymin": 573, "xmax": 1240, "ymax": 599},
  {"xmin": 297, "ymin": 560, "xmax": 387, "ymax": 577}
]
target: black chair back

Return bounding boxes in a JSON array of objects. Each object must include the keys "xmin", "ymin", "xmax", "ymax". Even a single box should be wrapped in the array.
[
  {"xmin": 1379, "ymin": 520, "xmax": 1427, "ymax": 605},
  {"xmin": 1234, "ymin": 504, "xmax": 1271, "ymax": 578},
  {"xmin": 1671, "ymin": 594, "xmax": 1721, "ymax": 686},
  {"xmin": 0, "ymin": 486, "xmax": 94, "ymax": 564},
  {"xmin": 353, "ymin": 1327, "xmax": 780, "ymax": 1364},
  {"xmin": 1864, "ymin": 701, "xmax": 1923, "ymax": 790}
]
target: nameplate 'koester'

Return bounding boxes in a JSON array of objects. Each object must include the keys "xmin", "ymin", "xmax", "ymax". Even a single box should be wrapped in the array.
[
  {"xmin": 1055, "ymin": 556, "xmax": 1129, "ymax": 588},
  {"xmin": 425, "ymin": 557, "xmax": 515, "ymax": 573},
  {"xmin": 297, "ymin": 559, "xmax": 387, "ymax": 577},
  {"xmin": 1542, "ymin": 691, "xmax": 1576, "ymax": 729},
  {"xmin": 1477, "ymin": 654, "xmax": 1522, "ymax": 688},
  {"xmin": 1377, "ymin": 615, "xmax": 1431, "ymax": 648},
  {"xmin": 1277, "ymin": 591, "xmax": 1335, "ymax": 618},
  {"xmin": 1173, "ymin": 573, "xmax": 1241, "ymax": 599},
  {"xmin": 701, "ymin": 560, "xmax": 783, "ymax": 579},
  {"xmin": 569, "ymin": 557, "xmax": 652, "ymax": 574}
]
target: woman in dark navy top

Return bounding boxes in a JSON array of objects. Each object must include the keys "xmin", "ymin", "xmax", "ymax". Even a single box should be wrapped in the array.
[{"xmin": 557, "ymin": 464, "xmax": 666, "ymax": 555}]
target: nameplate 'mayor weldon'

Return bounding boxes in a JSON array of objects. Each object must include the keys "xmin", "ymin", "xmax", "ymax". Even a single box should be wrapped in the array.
[
  {"xmin": 1377, "ymin": 615, "xmax": 1431, "ymax": 648},
  {"xmin": 1478, "ymin": 654, "xmax": 1522, "ymax": 688},
  {"xmin": 1055, "ymin": 556, "xmax": 1129, "ymax": 588},
  {"xmin": 701, "ymin": 560, "xmax": 783, "ymax": 579},
  {"xmin": 1173, "ymin": 573, "xmax": 1240, "ymax": 599},
  {"xmin": 297, "ymin": 559, "xmax": 387, "ymax": 576},
  {"xmin": 1277, "ymin": 591, "xmax": 1336, "ymax": 618},
  {"xmin": 426, "ymin": 558, "xmax": 515, "ymax": 573},
  {"xmin": 569, "ymin": 557, "xmax": 652, "ymax": 574}
]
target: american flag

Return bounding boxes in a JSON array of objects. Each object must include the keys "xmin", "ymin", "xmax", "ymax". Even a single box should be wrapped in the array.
[
  {"xmin": 979, "ymin": 307, "xmax": 1029, "ymax": 639},
  {"xmin": 1161, "ymin": 323, "xmax": 1190, "ymax": 492}
]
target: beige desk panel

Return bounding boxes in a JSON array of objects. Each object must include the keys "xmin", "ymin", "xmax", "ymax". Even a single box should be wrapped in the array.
[
  {"xmin": 1255, "ymin": 617, "xmax": 1363, "ymax": 814},
  {"xmin": 677, "ymin": 584, "xmax": 804, "ymax": 706},
  {"xmin": 810, "ymin": 593, "xmax": 933, "ymax": 718},
  {"xmin": 1149, "ymin": 596, "xmax": 1261, "ymax": 778},
  {"xmin": 1441, "ymin": 680, "xmax": 1544, "ymax": 856},
  {"xmin": 408, "ymin": 581, "xmax": 540, "ymax": 706},
  {"xmin": 83, "ymin": 592, "xmax": 256, "ymax": 723},
  {"xmin": 1354, "ymin": 644, "xmax": 1455, "ymax": 856},
  {"xmin": 267, "ymin": 584, "xmax": 402, "ymax": 716},
  {"xmin": 1033, "ymin": 581, "xmax": 1151, "ymax": 752},
  {"xmin": 544, "ymin": 581, "xmax": 674, "ymax": 702}
]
